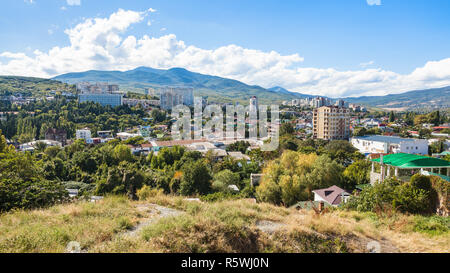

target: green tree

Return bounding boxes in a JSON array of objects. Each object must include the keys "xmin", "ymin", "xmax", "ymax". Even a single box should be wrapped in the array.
[
  {"xmin": 389, "ymin": 111, "xmax": 395, "ymax": 123},
  {"xmin": 180, "ymin": 160, "xmax": 212, "ymax": 196},
  {"xmin": 113, "ymin": 144, "xmax": 133, "ymax": 162},
  {"xmin": 212, "ymin": 169, "xmax": 241, "ymax": 192},
  {"xmin": 280, "ymin": 123, "xmax": 295, "ymax": 136},
  {"xmin": 342, "ymin": 160, "xmax": 371, "ymax": 190}
]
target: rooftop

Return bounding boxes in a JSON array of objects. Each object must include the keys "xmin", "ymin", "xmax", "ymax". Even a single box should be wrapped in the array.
[
  {"xmin": 353, "ymin": 135, "xmax": 425, "ymax": 144},
  {"xmin": 312, "ymin": 185, "xmax": 350, "ymax": 205},
  {"xmin": 372, "ymin": 153, "xmax": 450, "ymax": 168}
]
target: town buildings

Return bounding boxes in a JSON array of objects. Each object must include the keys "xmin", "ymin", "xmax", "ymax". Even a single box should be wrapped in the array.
[
  {"xmin": 77, "ymin": 82, "xmax": 123, "ymax": 107},
  {"xmin": 76, "ymin": 129, "xmax": 92, "ymax": 141},
  {"xmin": 159, "ymin": 87, "xmax": 194, "ymax": 110},
  {"xmin": 351, "ymin": 135, "xmax": 429, "ymax": 155},
  {"xmin": 249, "ymin": 96, "xmax": 259, "ymax": 113},
  {"xmin": 313, "ymin": 106, "xmax": 350, "ymax": 140},
  {"xmin": 122, "ymin": 98, "xmax": 160, "ymax": 108}
]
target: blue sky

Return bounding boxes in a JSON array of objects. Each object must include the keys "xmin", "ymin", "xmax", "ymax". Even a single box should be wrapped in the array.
[{"xmin": 1, "ymin": 0, "xmax": 450, "ymax": 97}]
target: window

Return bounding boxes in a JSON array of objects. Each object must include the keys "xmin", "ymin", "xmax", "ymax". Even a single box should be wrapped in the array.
[{"xmin": 416, "ymin": 147, "xmax": 418, "ymax": 150}]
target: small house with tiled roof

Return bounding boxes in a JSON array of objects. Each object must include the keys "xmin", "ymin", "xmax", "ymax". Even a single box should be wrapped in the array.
[{"xmin": 312, "ymin": 185, "xmax": 351, "ymax": 206}]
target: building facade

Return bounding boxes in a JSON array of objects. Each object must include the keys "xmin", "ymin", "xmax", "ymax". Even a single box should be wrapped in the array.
[
  {"xmin": 249, "ymin": 96, "xmax": 259, "ymax": 113},
  {"xmin": 313, "ymin": 106, "xmax": 350, "ymax": 140},
  {"xmin": 351, "ymin": 135, "xmax": 429, "ymax": 155},
  {"xmin": 159, "ymin": 87, "xmax": 194, "ymax": 110},
  {"xmin": 77, "ymin": 82, "xmax": 123, "ymax": 107},
  {"xmin": 79, "ymin": 93, "xmax": 123, "ymax": 107},
  {"xmin": 76, "ymin": 82, "xmax": 119, "ymax": 94},
  {"xmin": 76, "ymin": 129, "xmax": 92, "ymax": 141}
]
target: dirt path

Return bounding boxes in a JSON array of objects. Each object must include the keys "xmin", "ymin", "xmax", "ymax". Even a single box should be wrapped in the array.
[
  {"xmin": 122, "ymin": 204, "xmax": 184, "ymax": 238},
  {"xmin": 255, "ymin": 220, "xmax": 287, "ymax": 234}
]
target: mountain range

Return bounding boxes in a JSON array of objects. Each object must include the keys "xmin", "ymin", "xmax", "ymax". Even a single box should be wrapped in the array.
[
  {"xmin": 53, "ymin": 67, "xmax": 450, "ymax": 109},
  {"xmin": 53, "ymin": 67, "xmax": 302, "ymax": 105}
]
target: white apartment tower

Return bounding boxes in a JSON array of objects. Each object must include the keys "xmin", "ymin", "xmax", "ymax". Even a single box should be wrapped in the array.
[{"xmin": 159, "ymin": 87, "xmax": 194, "ymax": 110}]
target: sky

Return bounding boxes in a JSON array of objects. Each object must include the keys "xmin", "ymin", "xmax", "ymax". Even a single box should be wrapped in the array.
[{"xmin": 0, "ymin": 0, "xmax": 450, "ymax": 98}]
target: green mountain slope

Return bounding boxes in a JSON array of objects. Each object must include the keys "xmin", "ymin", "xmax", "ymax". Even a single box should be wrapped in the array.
[
  {"xmin": 53, "ymin": 67, "xmax": 302, "ymax": 105},
  {"xmin": 0, "ymin": 76, "xmax": 74, "ymax": 97},
  {"xmin": 345, "ymin": 86, "xmax": 450, "ymax": 110}
]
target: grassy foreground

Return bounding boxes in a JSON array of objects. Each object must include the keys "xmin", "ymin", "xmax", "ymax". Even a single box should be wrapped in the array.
[{"xmin": 0, "ymin": 195, "xmax": 448, "ymax": 253}]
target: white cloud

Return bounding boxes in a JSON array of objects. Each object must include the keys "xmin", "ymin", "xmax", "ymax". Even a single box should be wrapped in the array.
[
  {"xmin": 360, "ymin": 60, "xmax": 375, "ymax": 68},
  {"xmin": 1, "ymin": 8, "xmax": 450, "ymax": 98},
  {"xmin": 367, "ymin": 0, "xmax": 381, "ymax": 6},
  {"xmin": 67, "ymin": 0, "xmax": 81, "ymax": 6},
  {"xmin": 148, "ymin": 8, "xmax": 157, "ymax": 13},
  {"xmin": 24, "ymin": 0, "xmax": 35, "ymax": 4}
]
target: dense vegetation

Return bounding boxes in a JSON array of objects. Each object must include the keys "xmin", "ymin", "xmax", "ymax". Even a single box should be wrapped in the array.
[
  {"xmin": 0, "ymin": 76, "xmax": 74, "ymax": 97},
  {"xmin": 0, "ymin": 131, "xmax": 68, "ymax": 211},
  {"xmin": 344, "ymin": 174, "xmax": 448, "ymax": 214},
  {"xmin": 0, "ymin": 99, "xmax": 149, "ymax": 143}
]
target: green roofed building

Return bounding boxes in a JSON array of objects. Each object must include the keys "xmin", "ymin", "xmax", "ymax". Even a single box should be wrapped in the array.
[{"xmin": 370, "ymin": 153, "xmax": 450, "ymax": 184}]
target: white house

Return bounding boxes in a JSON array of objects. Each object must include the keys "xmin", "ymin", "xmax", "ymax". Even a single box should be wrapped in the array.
[
  {"xmin": 117, "ymin": 132, "xmax": 141, "ymax": 141},
  {"xmin": 76, "ymin": 129, "xmax": 92, "ymax": 141},
  {"xmin": 351, "ymin": 135, "xmax": 428, "ymax": 155}
]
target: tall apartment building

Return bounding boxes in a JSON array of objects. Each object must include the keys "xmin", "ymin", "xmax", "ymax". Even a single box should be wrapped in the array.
[
  {"xmin": 159, "ymin": 87, "xmax": 194, "ymax": 110},
  {"xmin": 76, "ymin": 82, "xmax": 119, "ymax": 94},
  {"xmin": 77, "ymin": 82, "xmax": 123, "ymax": 107},
  {"xmin": 249, "ymin": 96, "xmax": 258, "ymax": 113},
  {"xmin": 313, "ymin": 106, "xmax": 350, "ymax": 140}
]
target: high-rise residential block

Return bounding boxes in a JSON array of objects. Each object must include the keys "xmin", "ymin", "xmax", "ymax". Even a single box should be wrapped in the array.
[{"xmin": 313, "ymin": 106, "xmax": 350, "ymax": 140}]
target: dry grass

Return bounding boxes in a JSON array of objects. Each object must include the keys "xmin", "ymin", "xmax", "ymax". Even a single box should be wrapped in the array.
[
  {"xmin": 0, "ymin": 196, "xmax": 143, "ymax": 253},
  {"xmin": 0, "ymin": 194, "xmax": 448, "ymax": 253}
]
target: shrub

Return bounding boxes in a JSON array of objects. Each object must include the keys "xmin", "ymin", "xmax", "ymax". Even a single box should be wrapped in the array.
[
  {"xmin": 200, "ymin": 192, "xmax": 237, "ymax": 202},
  {"xmin": 179, "ymin": 160, "xmax": 212, "ymax": 196},
  {"xmin": 345, "ymin": 176, "xmax": 433, "ymax": 214},
  {"xmin": 412, "ymin": 215, "xmax": 449, "ymax": 236},
  {"xmin": 137, "ymin": 185, "xmax": 164, "ymax": 201},
  {"xmin": 0, "ymin": 178, "xmax": 68, "ymax": 212},
  {"xmin": 410, "ymin": 174, "xmax": 432, "ymax": 192},
  {"xmin": 212, "ymin": 169, "xmax": 241, "ymax": 193}
]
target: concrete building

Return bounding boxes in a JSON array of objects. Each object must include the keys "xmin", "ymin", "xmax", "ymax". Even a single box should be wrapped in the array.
[
  {"xmin": 123, "ymin": 98, "xmax": 159, "ymax": 108},
  {"xmin": 311, "ymin": 97, "xmax": 331, "ymax": 108},
  {"xmin": 249, "ymin": 96, "xmax": 259, "ymax": 113},
  {"xmin": 79, "ymin": 93, "xmax": 123, "ymax": 107},
  {"xmin": 313, "ymin": 106, "xmax": 350, "ymax": 140},
  {"xmin": 351, "ymin": 135, "xmax": 429, "ymax": 155},
  {"xmin": 159, "ymin": 87, "xmax": 194, "ymax": 110},
  {"xmin": 76, "ymin": 129, "xmax": 92, "ymax": 141},
  {"xmin": 76, "ymin": 82, "xmax": 119, "ymax": 94},
  {"xmin": 77, "ymin": 82, "xmax": 123, "ymax": 107}
]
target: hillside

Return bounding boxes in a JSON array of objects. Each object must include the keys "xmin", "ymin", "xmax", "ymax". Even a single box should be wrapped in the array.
[
  {"xmin": 0, "ymin": 76, "xmax": 75, "ymax": 97},
  {"xmin": 345, "ymin": 86, "xmax": 450, "ymax": 111},
  {"xmin": 53, "ymin": 67, "xmax": 303, "ymax": 105},
  {"xmin": 53, "ymin": 67, "xmax": 450, "ymax": 109},
  {"xmin": 0, "ymin": 195, "xmax": 448, "ymax": 253},
  {"xmin": 268, "ymin": 86, "xmax": 315, "ymax": 99}
]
